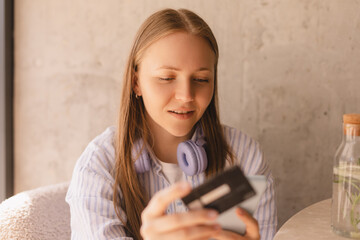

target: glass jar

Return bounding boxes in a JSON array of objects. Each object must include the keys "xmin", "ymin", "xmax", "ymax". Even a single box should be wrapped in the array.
[{"xmin": 332, "ymin": 114, "xmax": 360, "ymax": 238}]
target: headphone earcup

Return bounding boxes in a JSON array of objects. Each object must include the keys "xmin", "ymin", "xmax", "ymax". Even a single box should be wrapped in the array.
[
  {"xmin": 133, "ymin": 140, "xmax": 151, "ymax": 173},
  {"xmin": 177, "ymin": 140, "xmax": 208, "ymax": 176}
]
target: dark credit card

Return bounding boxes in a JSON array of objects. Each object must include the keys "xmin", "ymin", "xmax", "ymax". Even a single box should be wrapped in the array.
[{"xmin": 182, "ymin": 165, "xmax": 256, "ymax": 214}]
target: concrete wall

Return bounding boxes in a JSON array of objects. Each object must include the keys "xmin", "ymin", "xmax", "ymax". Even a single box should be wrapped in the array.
[{"xmin": 14, "ymin": 0, "xmax": 360, "ymax": 228}]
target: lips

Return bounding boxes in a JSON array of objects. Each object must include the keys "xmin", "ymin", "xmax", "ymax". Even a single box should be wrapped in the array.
[
  {"xmin": 168, "ymin": 109, "xmax": 195, "ymax": 120},
  {"xmin": 169, "ymin": 110, "xmax": 194, "ymax": 114}
]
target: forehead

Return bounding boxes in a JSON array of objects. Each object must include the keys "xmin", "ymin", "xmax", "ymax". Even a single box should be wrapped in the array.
[{"xmin": 139, "ymin": 31, "xmax": 216, "ymax": 72}]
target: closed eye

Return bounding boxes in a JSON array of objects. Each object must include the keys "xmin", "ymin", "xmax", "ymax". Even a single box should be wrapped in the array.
[
  {"xmin": 194, "ymin": 78, "xmax": 209, "ymax": 83},
  {"xmin": 159, "ymin": 77, "xmax": 175, "ymax": 81}
]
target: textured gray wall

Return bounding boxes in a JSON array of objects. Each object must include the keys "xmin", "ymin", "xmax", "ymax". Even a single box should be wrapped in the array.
[{"xmin": 14, "ymin": 0, "xmax": 360, "ymax": 227}]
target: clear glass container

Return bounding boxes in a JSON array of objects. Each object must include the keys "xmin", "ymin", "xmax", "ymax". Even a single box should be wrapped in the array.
[{"xmin": 332, "ymin": 114, "xmax": 360, "ymax": 238}]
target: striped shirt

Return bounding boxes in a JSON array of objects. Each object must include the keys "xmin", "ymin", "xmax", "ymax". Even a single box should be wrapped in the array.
[{"xmin": 65, "ymin": 125, "xmax": 277, "ymax": 239}]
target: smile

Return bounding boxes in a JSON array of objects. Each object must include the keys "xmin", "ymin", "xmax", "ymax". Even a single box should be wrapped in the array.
[
  {"xmin": 168, "ymin": 110, "xmax": 195, "ymax": 120},
  {"xmin": 169, "ymin": 110, "xmax": 194, "ymax": 114}
]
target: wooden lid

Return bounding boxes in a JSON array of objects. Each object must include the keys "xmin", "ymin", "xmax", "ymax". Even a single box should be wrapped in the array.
[{"xmin": 343, "ymin": 114, "xmax": 360, "ymax": 124}]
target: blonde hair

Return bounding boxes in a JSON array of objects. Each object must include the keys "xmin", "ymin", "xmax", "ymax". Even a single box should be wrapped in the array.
[{"xmin": 114, "ymin": 8, "xmax": 234, "ymax": 239}]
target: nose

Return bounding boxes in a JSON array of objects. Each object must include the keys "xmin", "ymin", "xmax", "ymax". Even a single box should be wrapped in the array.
[{"xmin": 174, "ymin": 78, "xmax": 194, "ymax": 102}]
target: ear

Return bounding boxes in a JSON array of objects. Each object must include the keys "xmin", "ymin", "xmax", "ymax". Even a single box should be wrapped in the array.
[{"xmin": 132, "ymin": 72, "xmax": 142, "ymax": 96}]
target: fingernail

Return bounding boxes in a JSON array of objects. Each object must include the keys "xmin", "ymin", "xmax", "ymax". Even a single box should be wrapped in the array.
[
  {"xmin": 208, "ymin": 210, "xmax": 218, "ymax": 218},
  {"xmin": 237, "ymin": 208, "xmax": 244, "ymax": 215}
]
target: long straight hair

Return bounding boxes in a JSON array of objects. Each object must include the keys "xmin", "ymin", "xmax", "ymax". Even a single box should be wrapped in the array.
[{"xmin": 113, "ymin": 8, "xmax": 234, "ymax": 239}]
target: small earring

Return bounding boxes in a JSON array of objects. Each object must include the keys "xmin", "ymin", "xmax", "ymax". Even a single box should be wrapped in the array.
[{"xmin": 135, "ymin": 94, "xmax": 139, "ymax": 99}]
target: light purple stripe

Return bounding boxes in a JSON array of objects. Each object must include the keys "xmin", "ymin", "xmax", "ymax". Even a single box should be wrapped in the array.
[
  {"xmin": 240, "ymin": 133, "xmax": 248, "ymax": 166},
  {"xmin": 243, "ymin": 137, "xmax": 253, "ymax": 171},
  {"xmin": 235, "ymin": 130, "xmax": 242, "ymax": 161},
  {"xmin": 246, "ymin": 141, "xmax": 258, "ymax": 174}
]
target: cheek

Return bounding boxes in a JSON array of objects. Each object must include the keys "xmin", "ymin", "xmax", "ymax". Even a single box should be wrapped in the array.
[
  {"xmin": 199, "ymin": 86, "xmax": 214, "ymax": 109},
  {"xmin": 141, "ymin": 82, "xmax": 172, "ymax": 107}
]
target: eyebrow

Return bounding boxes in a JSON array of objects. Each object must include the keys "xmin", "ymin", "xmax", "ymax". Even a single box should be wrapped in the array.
[{"xmin": 156, "ymin": 65, "xmax": 212, "ymax": 72}]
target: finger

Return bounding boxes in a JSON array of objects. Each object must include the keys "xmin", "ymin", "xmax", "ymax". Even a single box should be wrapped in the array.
[
  {"xmin": 147, "ymin": 209, "xmax": 219, "ymax": 232},
  {"xmin": 156, "ymin": 224, "xmax": 221, "ymax": 240},
  {"xmin": 214, "ymin": 229, "xmax": 246, "ymax": 240},
  {"xmin": 236, "ymin": 208, "xmax": 260, "ymax": 239},
  {"xmin": 142, "ymin": 182, "xmax": 191, "ymax": 221}
]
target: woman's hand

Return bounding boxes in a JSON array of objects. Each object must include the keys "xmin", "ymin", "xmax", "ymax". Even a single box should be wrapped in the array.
[
  {"xmin": 214, "ymin": 208, "xmax": 260, "ymax": 240},
  {"xmin": 140, "ymin": 182, "xmax": 222, "ymax": 240}
]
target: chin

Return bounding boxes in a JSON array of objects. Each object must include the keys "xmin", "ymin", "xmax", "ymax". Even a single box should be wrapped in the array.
[{"xmin": 166, "ymin": 125, "xmax": 195, "ymax": 138}]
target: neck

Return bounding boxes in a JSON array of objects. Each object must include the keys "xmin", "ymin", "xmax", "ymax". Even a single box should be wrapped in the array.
[{"xmin": 146, "ymin": 117, "xmax": 193, "ymax": 164}]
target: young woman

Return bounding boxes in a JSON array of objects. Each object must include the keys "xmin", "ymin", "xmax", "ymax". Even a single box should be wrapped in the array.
[{"xmin": 66, "ymin": 8, "xmax": 277, "ymax": 240}]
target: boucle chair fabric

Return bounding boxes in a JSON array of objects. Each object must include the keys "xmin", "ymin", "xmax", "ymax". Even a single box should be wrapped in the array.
[{"xmin": 0, "ymin": 182, "xmax": 70, "ymax": 240}]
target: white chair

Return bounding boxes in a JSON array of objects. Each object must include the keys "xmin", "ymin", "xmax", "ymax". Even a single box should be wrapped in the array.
[{"xmin": 0, "ymin": 182, "xmax": 71, "ymax": 240}]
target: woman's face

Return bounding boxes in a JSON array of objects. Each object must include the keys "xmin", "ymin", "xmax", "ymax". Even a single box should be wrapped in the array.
[{"xmin": 134, "ymin": 31, "xmax": 215, "ymax": 138}]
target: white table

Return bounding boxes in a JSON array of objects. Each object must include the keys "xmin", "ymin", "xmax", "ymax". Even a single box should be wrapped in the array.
[{"xmin": 274, "ymin": 199, "xmax": 349, "ymax": 240}]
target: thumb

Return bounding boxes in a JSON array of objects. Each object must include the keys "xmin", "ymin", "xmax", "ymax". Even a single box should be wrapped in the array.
[
  {"xmin": 141, "ymin": 181, "xmax": 191, "ymax": 221},
  {"xmin": 236, "ymin": 208, "xmax": 260, "ymax": 239}
]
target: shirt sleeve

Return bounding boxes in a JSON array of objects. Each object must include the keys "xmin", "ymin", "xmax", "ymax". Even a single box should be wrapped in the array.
[
  {"xmin": 65, "ymin": 140, "xmax": 133, "ymax": 240},
  {"xmin": 224, "ymin": 126, "xmax": 278, "ymax": 240},
  {"xmin": 249, "ymin": 144, "xmax": 278, "ymax": 240}
]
